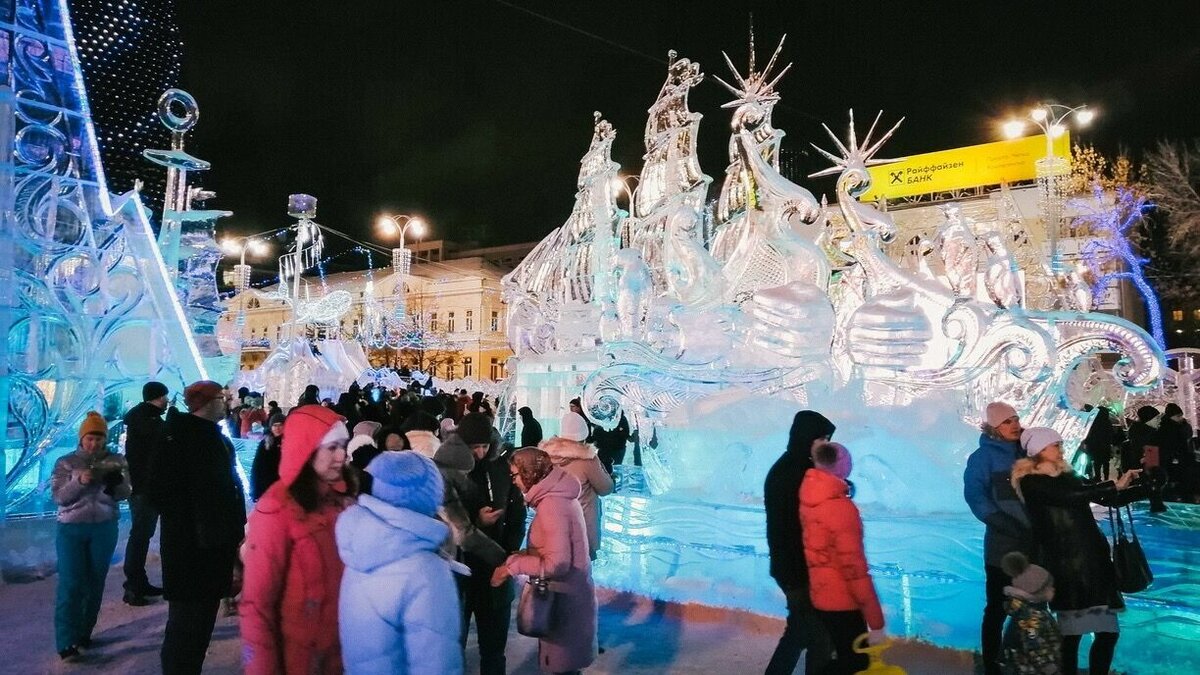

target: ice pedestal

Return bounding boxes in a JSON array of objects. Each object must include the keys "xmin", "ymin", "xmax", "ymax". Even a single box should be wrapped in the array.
[{"xmin": 595, "ymin": 466, "xmax": 1200, "ymax": 673}]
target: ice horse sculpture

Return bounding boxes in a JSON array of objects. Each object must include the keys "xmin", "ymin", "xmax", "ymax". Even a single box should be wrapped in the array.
[
  {"xmin": 504, "ymin": 42, "xmax": 1198, "ymax": 671},
  {"xmin": 0, "ymin": 0, "xmax": 207, "ymax": 521}
]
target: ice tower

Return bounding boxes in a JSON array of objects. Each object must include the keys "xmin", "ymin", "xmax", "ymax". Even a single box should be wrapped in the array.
[{"xmin": 0, "ymin": 0, "xmax": 207, "ymax": 526}]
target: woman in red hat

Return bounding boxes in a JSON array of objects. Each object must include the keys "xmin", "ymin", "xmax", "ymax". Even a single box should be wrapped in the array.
[{"xmin": 240, "ymin": 404, "xmax": 357, "ymax": 674}]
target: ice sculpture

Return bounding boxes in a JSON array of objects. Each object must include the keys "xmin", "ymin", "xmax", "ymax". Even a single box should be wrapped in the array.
[
  {"xmin": 143, "ymin": 89, "xmax": 235, "ymax": 383},
  {"xmin": 502, "ymin": 42, "xmax": 1194, "ymax": 672},
  {"xmin": 1, "ymin": 0, "xmax": 208, "ymax": 520}
]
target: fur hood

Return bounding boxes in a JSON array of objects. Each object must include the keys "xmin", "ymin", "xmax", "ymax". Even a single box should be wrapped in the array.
[
  {"xmin": 540, "ymin": 436, "xmax": 598, "ymax": 464},
  {"xmin": 406, "ymin": 430, "xmax": 441, "ymax": 461},
  {"xmin": 1010, "ymin": 456, "xmax": 1072, "ymax": 501}
]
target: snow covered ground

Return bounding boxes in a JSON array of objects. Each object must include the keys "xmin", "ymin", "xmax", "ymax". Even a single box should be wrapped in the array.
[{"xmin": 0, "ymin": 562, "xmax": 977, "ymax": 674}]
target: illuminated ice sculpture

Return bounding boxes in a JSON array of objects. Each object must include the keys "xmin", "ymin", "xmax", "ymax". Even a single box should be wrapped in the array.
[
  {"xmin": 1, "ymin": 0, "xmax": 208, "ymax": 522},
  {"xmin": 501, "ymin": 42, "xmax": 1193, "ymax": 669}
]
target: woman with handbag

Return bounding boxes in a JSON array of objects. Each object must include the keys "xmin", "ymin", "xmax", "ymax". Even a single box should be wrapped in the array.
[
  {"xmin": 491, "ymin": 448, "xmax": 596, "ymax": 674},
  {"xmin": 1011, "ymin": 427, "xmax": 1145, "ymax": 675}
]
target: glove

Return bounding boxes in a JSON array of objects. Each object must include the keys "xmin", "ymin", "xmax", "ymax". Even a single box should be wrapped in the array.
[{"xmin": 868, "ymin": 628, "xmax": 889, "ymax": 646}]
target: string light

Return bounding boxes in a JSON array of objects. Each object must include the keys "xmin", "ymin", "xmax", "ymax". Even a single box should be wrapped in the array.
[{"xmin": 73, "ymin": 0, "xmax": 182, "ymax": 219}]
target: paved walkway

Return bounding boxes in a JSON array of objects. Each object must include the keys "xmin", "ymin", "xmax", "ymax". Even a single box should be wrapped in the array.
[{"xmin": 0, "ymin": 563, "xmax": 975, "ymax": 674}]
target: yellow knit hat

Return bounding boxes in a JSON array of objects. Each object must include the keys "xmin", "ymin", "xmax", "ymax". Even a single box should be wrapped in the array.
[{"xmin": 78, "ymin": 411, "xmax": 108, "ymax": 440}]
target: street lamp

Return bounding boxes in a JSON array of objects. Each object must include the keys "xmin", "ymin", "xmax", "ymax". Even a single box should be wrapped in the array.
[
  {"xmin": 376, "ymin": 214, "xmax": 427, "ymax": 321},
  {"xmin": 220, "ymin": 235, "xmax": 271, "ymax": 295},
  {"xmin": 1002, "ymin": 103, "xmax": 1095, "ymax": 278}
]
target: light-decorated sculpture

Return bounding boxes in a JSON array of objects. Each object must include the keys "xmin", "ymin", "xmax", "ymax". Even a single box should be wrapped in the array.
[
  {"xmin": 1, "ymin": 0, "xmax": 208, "ymax": 521},
  {"xmin": 231, "ymin": 195, "xmax": 365, "ymax": 404},
  {"xmin": 143, "ymin": 88, "xmax": 236, "ymax": 383},
  {"xmin": 503, "ymin": 41, "xmax": 1196, "ymax": 670}
]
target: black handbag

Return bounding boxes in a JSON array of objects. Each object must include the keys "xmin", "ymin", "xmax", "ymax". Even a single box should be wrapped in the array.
[
  {"xmin": 1109, "ymin": 504, "xmax": 1153, "ymax": 593},
  {"xmin": 516, "ymin": 573, "xmax": 556, "ymax": 638}
]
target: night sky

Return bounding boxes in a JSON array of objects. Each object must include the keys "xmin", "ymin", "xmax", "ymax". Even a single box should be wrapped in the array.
[{"xmin": 172, "ymin": 1, "xmax": 1200, "ymax": 262}]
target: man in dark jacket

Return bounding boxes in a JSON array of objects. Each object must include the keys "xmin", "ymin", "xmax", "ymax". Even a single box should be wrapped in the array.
[
  {"xmin": 121, "ymin": 381, "xmax": 170, "ymax": 605},
  {"xmin": 764, "ymin": 410, "xmax": 835, "ymax": 675},
  {"xmin": 518, "ymin": 406, "xmax": 543, "ymax": 448},
  {"xmin": 151, "ymin": 380, "xmax": 247, "ymax": 675},
  {"xmin": 593, "ymin": 412, "xmax": 631, "ymax": 475},
  {"xmin": 963, "ymin": 401, "xmax": 1032, "ymax": 675},
  {"xmin": 456, "ymin": 412, "xmax": 527, "ymax": 675}
]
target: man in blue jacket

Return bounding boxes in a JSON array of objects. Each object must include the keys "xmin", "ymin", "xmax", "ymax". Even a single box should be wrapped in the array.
[{"xmin": 963, "ymin": 401, "xmax": 1033, "ymax": 675}]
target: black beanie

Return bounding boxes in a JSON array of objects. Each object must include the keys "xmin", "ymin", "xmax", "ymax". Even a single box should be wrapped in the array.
[{"xmin": 142, "ymin": 381, "xmax": 168, "ymax": 402}]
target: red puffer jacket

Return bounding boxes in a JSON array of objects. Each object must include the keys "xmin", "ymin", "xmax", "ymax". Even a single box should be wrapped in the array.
[
  {"xmin": 799, "ymin": 468, "xmax": 884, "ymax": 630},
  {"xmin": 240, "ymin": 405, "xmax": 350, "ymax": 674}
]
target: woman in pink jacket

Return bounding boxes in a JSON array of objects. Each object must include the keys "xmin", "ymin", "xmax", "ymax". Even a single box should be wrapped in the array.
[
  {"xmin": 492, "ymin": 448, "xmax": 596, "ymax": 674},
  {"xmin": 540, "ymin": 412, "xmax": 614, "ymax": 559},
  {"xmin": 240, "ymin": 405, "xmax": 356, "ymax": 674}
]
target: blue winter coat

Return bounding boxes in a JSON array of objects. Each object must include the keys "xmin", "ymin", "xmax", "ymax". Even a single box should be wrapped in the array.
[
  {"xmin": 964, "ymin": 433, "xmax": 1033, "ymax": 566},
  {"xmin": 336, "ymin": 494, "xmax": 463, "ymax": 675}
]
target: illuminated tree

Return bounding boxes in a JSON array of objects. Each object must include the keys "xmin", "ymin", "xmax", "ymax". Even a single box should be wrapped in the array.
[{"xmin": 1076, "ymin": 186, "xmax": 1164, "ymax": 347}]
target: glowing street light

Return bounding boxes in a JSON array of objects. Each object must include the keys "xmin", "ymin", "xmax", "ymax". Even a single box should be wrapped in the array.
[
  {"xmin": 1001, "ymin": 103, "xmax": 1096, "ymax": 279},
  {"xmin": 220, "ymin": 235, "xmax": 271, "ymax": 292},
  {"xmin": 377, "ymin": 214, "xmax": 429, "ymax": 320}
]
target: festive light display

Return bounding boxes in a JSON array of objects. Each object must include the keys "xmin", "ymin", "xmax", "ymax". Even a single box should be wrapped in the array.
[
  {"xmin": 502, "ymin": 42, "xmax": 1195, "ymax": 671},
  {"xmin": 70, "ymin": 0, "xmax": 182, "ymax": 216},
  {"xmin": 1, "ymin": 0, "xmax": 206, "ymax": 520},
  {"xmin": 1076, "ymin": 186, "xmax": 1166, "ymax": 348}
]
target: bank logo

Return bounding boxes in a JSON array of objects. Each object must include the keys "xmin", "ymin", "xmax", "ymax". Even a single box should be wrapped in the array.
[{"xmin": 890, "ymin": 170, "xmax": 903, "ymax": 185}]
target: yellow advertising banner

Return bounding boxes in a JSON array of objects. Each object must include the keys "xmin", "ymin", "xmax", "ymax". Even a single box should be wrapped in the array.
[{"xmin": 858, "ymin": 133, "xmax": 1071, "ymax": 201}]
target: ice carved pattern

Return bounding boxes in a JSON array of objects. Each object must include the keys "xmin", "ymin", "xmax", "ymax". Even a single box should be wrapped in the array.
[{"xmin": 3, "ymin": 0, "xmax": 206, "ymax": 512}]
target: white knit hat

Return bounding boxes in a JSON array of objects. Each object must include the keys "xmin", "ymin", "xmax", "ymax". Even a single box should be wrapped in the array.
[
  {"xmin": 1020, "ymin": 427, "xmax": 1062, "ymax": 457},
  {"xmin": 559, "ymin": 412, "xmax": 589, "ymax": 442}
]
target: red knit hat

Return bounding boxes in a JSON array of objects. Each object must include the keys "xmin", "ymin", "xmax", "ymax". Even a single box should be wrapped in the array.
[{"xmin": 279, "ymin": 405, "xmax": 347, "ymax": 486}]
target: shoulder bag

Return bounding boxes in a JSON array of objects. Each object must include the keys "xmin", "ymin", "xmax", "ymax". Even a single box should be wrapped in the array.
[{"xmin": 1109, "ymin": 504, "xmax": 1153, "ymax": 593}]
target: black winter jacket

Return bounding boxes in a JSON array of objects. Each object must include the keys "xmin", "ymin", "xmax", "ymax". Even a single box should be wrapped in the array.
[
  {"xmin": 764, "ymin": 411, "xmax": 836, "ymax": 591},
  {"xmin": 151, "ymin": 409, "xmax": 248, "ymax": 602},
  {"xmin": 122, "ymin": 401, "xmax": 165, "ymax": 495},
  {"xmin": 1018, "ymin": 470, "xmax": 1145, "ymax": 611}
]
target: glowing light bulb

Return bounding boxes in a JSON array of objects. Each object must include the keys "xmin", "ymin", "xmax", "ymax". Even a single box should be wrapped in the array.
[
  {"xmin": 1075, "ymin": 108, "xmax": 1095, "ymax": 126},
  {"xmin": 1030, "ymin": 107, "xmax": 1048, "ymax": 122},
  {"xmin": 409, "ymin": 218, "xmax": 426, "ymax": 237},
  {"xmin": 1002, "ymin": 120, "xmax": 1025, "ymax": 140},
  {"xmin": 1048, "ymin": 123, "xmax": 1067, "ymax": 138}
]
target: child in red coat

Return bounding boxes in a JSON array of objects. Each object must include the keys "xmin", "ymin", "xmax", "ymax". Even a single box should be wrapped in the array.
[{"xmin": 799, "ymin": 442, "xmax": 887, "ymax": 675}]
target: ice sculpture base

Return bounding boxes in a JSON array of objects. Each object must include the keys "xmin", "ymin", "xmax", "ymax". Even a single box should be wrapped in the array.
[{"xmin": 595, "ymin": 467, "xmax": 1200, "ymax": 673}]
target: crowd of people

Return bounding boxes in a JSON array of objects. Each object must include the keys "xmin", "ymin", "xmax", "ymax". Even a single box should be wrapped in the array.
[
  {"xmin": 49, "ymin": 382, "xmax": 1182, "ymax": 673},
  {"xmin": 52, "ymin": 378, "xmax": 626, "ymax": 674}
]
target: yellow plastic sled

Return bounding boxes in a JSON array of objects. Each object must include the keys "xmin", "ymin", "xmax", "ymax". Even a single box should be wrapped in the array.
[{"xmin": 852, "ymin": 633, "xmax": 907, "ymax": 675}]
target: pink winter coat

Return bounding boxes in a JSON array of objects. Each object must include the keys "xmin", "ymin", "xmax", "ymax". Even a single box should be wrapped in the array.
[
  {"xmin": 505, "ymin": 467, "xmax": 596, "ymax": 673},
  {"xmin": 240, "ymin": 405, "xmax": 351, "ymax": 675},
  {"xmin": 540, "ymin": 436, "xmax": 614, "ymax": 558}
]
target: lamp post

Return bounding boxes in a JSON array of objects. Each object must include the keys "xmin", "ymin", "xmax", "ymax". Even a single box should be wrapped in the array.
[
  {"xmin": 219, "ymin": 236, "xmax": 271, "ymax": 364},
  {"xmin": 376, "ymin": 214, "xmax": 427, "ymax": 322},
  {"xmin": 1002, "ymin": 103, "xmax": 1094, "ymax": 278}
]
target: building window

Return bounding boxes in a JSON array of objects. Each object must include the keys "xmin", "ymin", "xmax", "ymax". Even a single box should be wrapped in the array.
[
  {"xmin": 448, "ymin": 311, "xmax": 456, "ymax": 333},
  {"xmin": 275, "ymin": 327, "xmax": 281, "ymax": 340},
  {"xmin": 466, "ymin": 310, "xmax": 474, "ymax": 332},
  {"xmin": 1173, "ymin": 309, "xmax": 1184, "ymax": 322},
  {"xmin": 464, "ymin": 357, "xmax": 473, "ymax": 378},
  {"xmin": 446, "ymin": 362, "xmax": 456, "ymax": 379},
  {"xmin": 491, "ymin": 311, "xmax": 499, "ymax": 332},
  {"xmin": 431, "ymin": 312, "xmax": 438, "ymax": 331},
  {"xmin": 490, "ymin": 357, "xmax": 500, "ymax": 380},
  {"xmin": 1193, "ymin": 309, "xmax": 1200, "ymax": 321}
]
